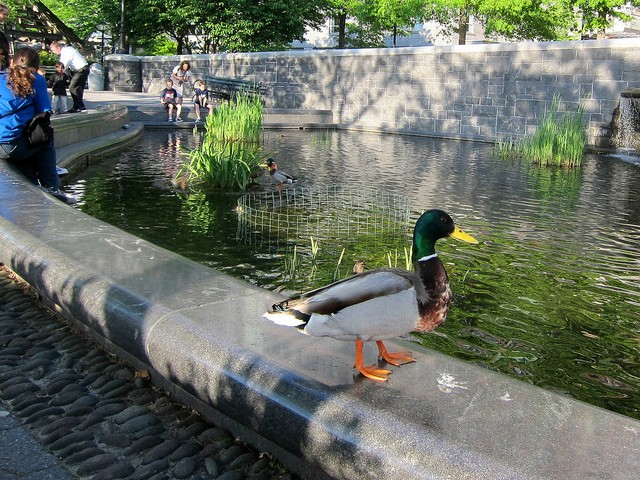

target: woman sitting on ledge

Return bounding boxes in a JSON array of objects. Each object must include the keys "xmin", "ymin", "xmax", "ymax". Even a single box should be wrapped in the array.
[{"xmin": 0, "ymin": 46, "xmax": 76, "ymax": 204}]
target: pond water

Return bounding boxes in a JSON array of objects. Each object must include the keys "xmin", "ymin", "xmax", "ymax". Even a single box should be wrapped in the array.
[{"xmin": 66, "ymin": 129, "xmax": 640, "ymax": 420}]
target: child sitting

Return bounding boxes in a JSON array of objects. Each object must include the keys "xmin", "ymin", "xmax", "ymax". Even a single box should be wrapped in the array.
[
  {"xmin": 193, "ymin": 79, "xmax": 214, "ymax": 123},
  {"xmin": 47, "ymin": 62, "xmax": 70, "ymax": 114},
  {"xmin": 160, "ymin": 79, "xmax": 178, "ymax": 122}
]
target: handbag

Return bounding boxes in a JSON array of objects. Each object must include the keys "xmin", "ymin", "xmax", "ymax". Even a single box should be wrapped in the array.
[
  {"xmin": 23, "ymin": 113, "xmax": 53, "ymax": 146},
  {"xmin": 0, "ymin": 97, "xmax": 54, "ymax": 146}
]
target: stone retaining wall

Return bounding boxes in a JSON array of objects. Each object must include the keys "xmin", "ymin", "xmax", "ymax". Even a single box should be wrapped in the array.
[{"xmin": 104, "ymin": 39, "xmax": 640, "ymax": 147}]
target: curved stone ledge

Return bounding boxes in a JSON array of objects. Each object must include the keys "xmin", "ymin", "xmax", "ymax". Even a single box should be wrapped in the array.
[
  {"xmin": 52, "ymin": 104, "xmax": 130, "ymax": 148},
  {"xmin": 1, "ymin": 109, "xmax": 639, "ymax": 479}
]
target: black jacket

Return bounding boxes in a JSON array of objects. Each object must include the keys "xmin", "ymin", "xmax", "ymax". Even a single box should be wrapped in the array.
[{"xmin": 48, "ymin": 72, "xmax": 70, "ymax": 96}]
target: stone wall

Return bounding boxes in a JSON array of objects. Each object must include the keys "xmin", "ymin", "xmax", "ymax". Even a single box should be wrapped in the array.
[
  {"xmin": 104, "ymin": 54, "xmax": 142, "ymax": 92},
  {"xmin": 104, "ymin": 39, "xmax": 640, "ymax": 147}
]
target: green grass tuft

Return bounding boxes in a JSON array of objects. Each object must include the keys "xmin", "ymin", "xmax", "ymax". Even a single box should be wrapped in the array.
[{"xmin": 495, "ymin": 95, "xmax": 586, "ymax": 168}]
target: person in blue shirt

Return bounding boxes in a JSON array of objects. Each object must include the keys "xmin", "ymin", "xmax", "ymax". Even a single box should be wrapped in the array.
[{"xmin": 0, "ymin": 47, "xmax": 76, "ymax": 204}]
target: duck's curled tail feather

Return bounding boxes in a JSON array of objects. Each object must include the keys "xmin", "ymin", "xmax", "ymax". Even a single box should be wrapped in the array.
[{"xmin": 263, "ymin": 300, "xmax": 310, "ymax": 330}]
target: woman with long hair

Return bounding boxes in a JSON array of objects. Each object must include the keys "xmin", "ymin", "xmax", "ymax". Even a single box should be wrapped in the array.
[{"xmin": 0, "ymin": 47, "xmax": 75, "ymax": 203}]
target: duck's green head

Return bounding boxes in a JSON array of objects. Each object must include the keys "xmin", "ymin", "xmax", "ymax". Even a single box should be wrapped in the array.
[{"xmin": 412, "ymin": 209, "xmax": 478, "ymax": 260}]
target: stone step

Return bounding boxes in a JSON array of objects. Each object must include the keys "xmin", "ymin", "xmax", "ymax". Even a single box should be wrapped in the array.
[{"xmin": 127, "ymin": 105, "xmax": 333, "ymax": 127}]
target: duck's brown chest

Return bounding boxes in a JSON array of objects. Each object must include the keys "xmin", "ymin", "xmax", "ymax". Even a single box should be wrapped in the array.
[{"xmin": 413, "ymin": 258, "xmax": 453, "ymax": 332}]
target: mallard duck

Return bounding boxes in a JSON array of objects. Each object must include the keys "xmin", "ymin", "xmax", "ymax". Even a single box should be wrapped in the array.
[
  {"xmin": 263, "ymin": 209, "xmax": 478, "ymax": 381},
  {"xmin": 353, "ymin": 260, "xmax": 367, "ymax": 274},
  {"xmin": 266, "ymin": 158, "xmax": 296, "ymax": 191}
]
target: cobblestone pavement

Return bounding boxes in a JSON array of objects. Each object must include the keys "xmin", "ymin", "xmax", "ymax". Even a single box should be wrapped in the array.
[{"xmin": 0, "ymin": 266, "xmax": 297, "ymax": 480}]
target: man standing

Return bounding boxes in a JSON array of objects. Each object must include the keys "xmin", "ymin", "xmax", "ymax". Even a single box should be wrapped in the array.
[{"xmin": 49, "ymin": 41, "xmax": 89, "ymax": 113}]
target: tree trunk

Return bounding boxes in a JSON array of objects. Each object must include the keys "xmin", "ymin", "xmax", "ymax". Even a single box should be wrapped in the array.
[
  {"xmin": 458, "ymin": 10, "xmax": 469, "ymax": 45},
  {"xmin": 338, "ymin": 12, "xmax": 346, "ymax": 49}
]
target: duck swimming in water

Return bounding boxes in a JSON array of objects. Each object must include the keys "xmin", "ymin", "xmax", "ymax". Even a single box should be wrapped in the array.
[
  {"xmin": 263, "ymin": 209, "xmax": 478, "ymax": 381},
  {"xmin": 266, "ymin": 158, "xmax": 296, "ymax": 191}
]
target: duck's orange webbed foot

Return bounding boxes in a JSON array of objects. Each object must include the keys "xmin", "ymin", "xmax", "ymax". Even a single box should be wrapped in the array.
[
  {"xmin": 355, "ymin": 339, "xmax": 391, "ymax": 381},
  {"xmin": 376, "ymin": 340, "xmax": 415, "ymax": 367}
]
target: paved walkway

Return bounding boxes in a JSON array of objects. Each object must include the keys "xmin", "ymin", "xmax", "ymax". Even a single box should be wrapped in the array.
[
  {"xmin": 0, "ymin": 266, "xmax": 294, "ymax": 480},
  {"xmin": 83, "ymin": 90, "xmax": 160, "ymax": 109}
]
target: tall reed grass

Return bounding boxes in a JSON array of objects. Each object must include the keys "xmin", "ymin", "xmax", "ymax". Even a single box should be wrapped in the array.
[
  {"xmin": 178, "ymin": 93, "xmax": 265, "ymax": 191},
  {"xmin": 205, "ymin": 93, "xmax": 264, "ymax": 143},
  {"xmin": 496, "ymin": 95, "xmax": 586, "ymax": 168}
]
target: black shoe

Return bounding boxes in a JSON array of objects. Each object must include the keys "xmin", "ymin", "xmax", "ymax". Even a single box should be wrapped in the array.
[{"xmin": 68, "ymin": 107, "xmax": 86, "ymax": 113}]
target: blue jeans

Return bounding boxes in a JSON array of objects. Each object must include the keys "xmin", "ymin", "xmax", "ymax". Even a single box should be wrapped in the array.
[{"xmin": 0, "ymin": 136, "xmax": 60, "ymax": 189}]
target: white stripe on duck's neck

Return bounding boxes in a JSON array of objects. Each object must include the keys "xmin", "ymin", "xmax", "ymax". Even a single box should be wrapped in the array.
[{"xmin": 417, "ymin": 254, "xmax": 438, "ymax": 262}]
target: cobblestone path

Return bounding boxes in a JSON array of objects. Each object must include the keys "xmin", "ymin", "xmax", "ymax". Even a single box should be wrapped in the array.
[{"xmin": 0, "ymin": 266, "xmax": 297, "ymax": 480}]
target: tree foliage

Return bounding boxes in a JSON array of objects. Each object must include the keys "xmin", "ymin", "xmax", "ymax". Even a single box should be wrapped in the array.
[
  {"xmin": 139, "ymin": 0, "xmax": 329, "ymax": 54},
  {"xmin": 574, "ymin": 0, "xmax": 639, "ymax": 38},
  {"xmin": 32, "ymin": 0, "xmax": 326, "ymax": 54},
  {"xmin": 423, "ymin": 0, "xmax": 578, "ymax": 44},
  {"xmin": 5, "ymin": 0, "xmax": 637, "ymax": 54},
  {"xmin": 326, "ymin": 0, "xmax": 428, "ymax": 48}
]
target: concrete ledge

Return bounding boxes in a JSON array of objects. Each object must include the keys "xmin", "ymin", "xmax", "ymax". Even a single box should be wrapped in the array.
[
  {"xmin": 51, "ymin": 105, "xmax": 130, "ymax": 148},
  {"xmin": 127, "ymin": 105, "xmax": 335, "ymax": 128},
  {"xmin": 264, "ymin": 108, "xmax": 333, "ymax": 125},
  {"xmin": 56, "ymin": 123, "xmax": 144, "ymax": 175},
  {"xmin": 1, "ymin": 109, "xmax": 639, "ymax": 479}
]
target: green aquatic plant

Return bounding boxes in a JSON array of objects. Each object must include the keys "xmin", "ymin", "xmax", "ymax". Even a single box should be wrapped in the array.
[
  {"xmin": 310, "ymin": 236, "xmax": 319, "ymax": 263},
  {"xmin": 179, "ymin": 140, "xmax": 264, "ymax": 191},
  {"xmin": 494, "ymin": 137, "xmax": 520, "ymax": 160},
  {"xmin": 178, "ymin": 93, "xmax": 265, "ymax": 191},
  {"xmin": 280, "ymin": 239, "xmax": 417, "ymax": 292},
  {"xmin": 310, "ymin": 130, "xmax": 332, "ymax": 147},
  {"xmin": 495, "ymin": 95, "xmax": 586, "ymax": 168},
  {"xmin": 282, "ymin": 245, "xmax": 300, "ymax": 286},
  {"xmin": 333, "ymin": 248, "xmax": 346, "ymax": 281},
  {"xmin": 205, "ymin": 93, "xmax": 264, "ymax": 143},
  {"xmin": 386, "ymin": 246, "xmax": 413, "ymax": 270}
]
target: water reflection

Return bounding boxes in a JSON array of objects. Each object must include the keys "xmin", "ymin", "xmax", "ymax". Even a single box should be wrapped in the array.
[{"xmin": 67, "ymin": 129, "xmax": 640, "ymax": 420}]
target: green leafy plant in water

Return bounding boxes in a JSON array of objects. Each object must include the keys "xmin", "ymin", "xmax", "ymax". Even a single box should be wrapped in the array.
[
  {"xmin": 281, "ymin": 238, "xmax": 417, "ymax": 292},
  {"xmin": 494, "ymin": 137, "xmax": 520, "ymax": 160},
  {"xmin": 333, "ymin": 248, "xmax": 346, "ymax": 282},
  {"xmin": 387, "ymin": 246, "xmax": 413, "ymax": 270},
  {"xmin": 495, "ymin": 95, "xmax": 586, "ymax": 168},
  {"xmin": 311, "ymin": 130, "xmax": 332, "ymax": 147},
  {"xmin": 310, "ymin": 237, "xmax": 320, "ymax": 263},
  {"xmin": 177, "ymin": 93, "xmax": 265, "ymax": 191},
  {"xmin": 283, "ymin": 245, "xmax": 300, "ymax": 287}
]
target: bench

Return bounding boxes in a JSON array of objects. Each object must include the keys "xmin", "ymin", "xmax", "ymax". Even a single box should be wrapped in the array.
[{"xmin": 203, "ymin": 76, "xmax": 266, "ymax": 102}]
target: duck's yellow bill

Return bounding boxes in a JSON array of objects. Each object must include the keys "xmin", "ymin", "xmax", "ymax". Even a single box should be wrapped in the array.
[{"xmin": 451, "ymin": 226, "xmax": 479, "ymax": 244}]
